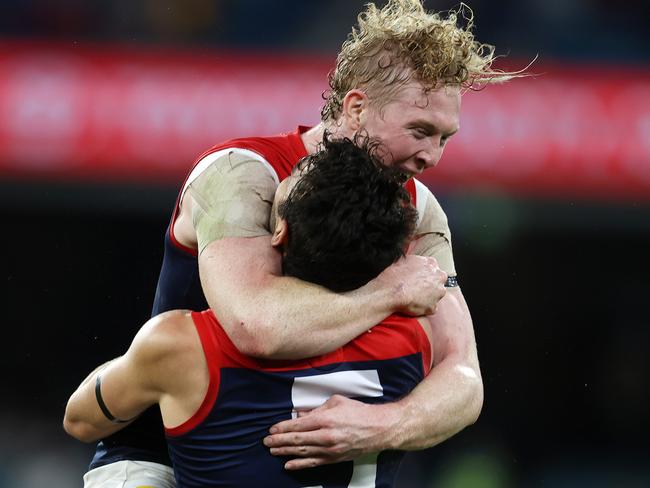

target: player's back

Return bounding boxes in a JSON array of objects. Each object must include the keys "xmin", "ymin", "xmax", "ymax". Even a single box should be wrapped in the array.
[{"xmin": 166, "ymin": 309, "xmax": 432, "ymax": 488}]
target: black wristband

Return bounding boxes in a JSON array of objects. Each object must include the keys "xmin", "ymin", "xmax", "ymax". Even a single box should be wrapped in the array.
[
  {"xmin": 95, "ymin": 375, "xmax": 132, "ymax": 424},
  {"xmin": 445, "ymin": 276, "xmax": 459, "ymax": 288}
]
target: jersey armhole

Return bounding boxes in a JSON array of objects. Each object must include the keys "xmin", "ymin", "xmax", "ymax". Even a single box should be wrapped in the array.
[{"xmin": 165, "ymin": 311, "xmax": 222, "ymax": 437}]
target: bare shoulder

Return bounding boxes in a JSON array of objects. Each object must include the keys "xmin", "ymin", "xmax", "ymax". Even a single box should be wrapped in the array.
[{"xmin": 131, "ymin": 310, "xmax": 201, "ymax": 370}]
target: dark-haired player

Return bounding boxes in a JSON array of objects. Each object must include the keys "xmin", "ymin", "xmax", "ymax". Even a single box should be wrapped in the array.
[{"xmin": 66, "ymin": 138, "xmax": 445, "ymax": 488}]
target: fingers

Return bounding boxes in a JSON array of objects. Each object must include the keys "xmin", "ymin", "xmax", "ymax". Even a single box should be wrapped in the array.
[
  {"xmin": 436, "ymin": 269, "xmax": 448, "ymax": 286},
  {"xmin": 270, "ymin": 395, "xmax": 343, "ymax": 434},
  {"xmin": 296, "ymin": 410, "xmax": 311, "ymax": 418},
  {"xmin": 269, "ymin": 415, "xmax": 323, "ymax": 435},
  {"xmin": 428, "ymin": 259, "xmax": 448, "ymax": 287},
  {"xmin": 264, "ymin": 430, "xmax": 333, "ymax": 448},
  {"xmin": 268, "ymin": 444, "xmax": 329, "ymax": 457},
  {"xmin": 265, "ymin": 440, "xmax": 350, "ymax": 470},
  {"xmin": 284, "ymin": 457, "xmax": 329, "ymax": 470},
  {"xmin": 263, "ymin": 395, "xmax": 365, "ymax": 470}
]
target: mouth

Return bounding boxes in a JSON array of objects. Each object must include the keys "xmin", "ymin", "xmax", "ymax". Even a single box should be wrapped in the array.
[
  {"xmin": 397, "ymin": 163, "xmax": 423, "ymax": 179},
  {"xmin": 399, "ymin": 165, "xmax": 423, "ymax": 180}
]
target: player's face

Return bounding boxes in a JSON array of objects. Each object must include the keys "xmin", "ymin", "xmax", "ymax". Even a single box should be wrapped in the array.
[{"xmin": 360, "ymin": 82, "xmax": 460, "ymax": 178}]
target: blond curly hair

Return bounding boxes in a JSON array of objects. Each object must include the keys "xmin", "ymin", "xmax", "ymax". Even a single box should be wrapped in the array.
[{"xmin": 322, "ymin": 0, "xmax": 515, "ymax": 121}]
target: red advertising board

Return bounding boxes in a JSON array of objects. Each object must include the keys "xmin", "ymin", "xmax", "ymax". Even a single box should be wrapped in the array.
[{"xmin": 0, "ymin": 41, "xmax": 648, "ymax": 200}]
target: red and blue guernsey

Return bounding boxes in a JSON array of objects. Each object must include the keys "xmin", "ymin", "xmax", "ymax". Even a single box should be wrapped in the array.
[
  {"xmin": 166, "ymin": 309, "xmax": 432, "ymax": 488},
  {"xmin": 89, "ymin": 126, "xmax": 420, "ymax": 471}
]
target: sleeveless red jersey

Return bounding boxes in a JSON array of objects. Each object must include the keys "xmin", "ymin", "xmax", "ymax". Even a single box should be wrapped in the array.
[{"xmin": 166, "ymin": 310, "xmax": 431, "ymax": 487}]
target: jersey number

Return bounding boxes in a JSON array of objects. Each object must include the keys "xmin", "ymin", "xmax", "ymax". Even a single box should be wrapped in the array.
[{"xmin": 291, "ymin": 369, "xmax": 383, "ymax": 488}]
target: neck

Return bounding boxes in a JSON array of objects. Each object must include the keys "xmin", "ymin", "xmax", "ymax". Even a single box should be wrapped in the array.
[
  {"xmin": 300, "ymin": 124, "xmax": 325, "ymax": 155},
  {"xmin": 300, "ymin": 120, "xmax": 352, "ymax": 155}
]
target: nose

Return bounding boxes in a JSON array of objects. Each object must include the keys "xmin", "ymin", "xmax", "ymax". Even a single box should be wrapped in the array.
[{"xmin": 416, "ymin": 143, "xmax": 443, "ymax": 170}]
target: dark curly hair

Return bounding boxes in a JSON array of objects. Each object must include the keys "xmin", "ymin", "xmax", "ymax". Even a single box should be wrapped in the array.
[{"xmin": 278, "ymin": 136, "xmax": 418, "ymax": 292}]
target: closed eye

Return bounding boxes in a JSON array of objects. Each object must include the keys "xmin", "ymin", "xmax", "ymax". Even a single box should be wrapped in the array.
[
  {"xmin": 410, "ymin": 122, "xmax": 458, "ymax": 145},
  {"xmin": 412, "ymin": 127, "xmax": 432, "ymax": 139},
  {"xmin": 440, "ymin": 129, "xmax": 458, "ymax": 147}
]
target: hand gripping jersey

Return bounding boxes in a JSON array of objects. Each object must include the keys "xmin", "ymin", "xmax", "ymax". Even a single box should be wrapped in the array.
[
  {"xmin": 89, "ymin": 126, "xmax": 425, "ymax": 470},
  {"xmin": 167, "ymin": 310, "xmax": 432, "ymax": 488}
]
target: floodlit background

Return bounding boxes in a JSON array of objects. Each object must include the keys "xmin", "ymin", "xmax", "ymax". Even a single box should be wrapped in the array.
[{"xmin": 1, "ymin": 1, "xmax": 649, "ymax": 487}]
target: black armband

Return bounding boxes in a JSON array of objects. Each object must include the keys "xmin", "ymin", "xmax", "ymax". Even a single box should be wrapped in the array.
[
  {"xmin": 445, "ymin": 276, "xmax": 459, "ymax": 288},
  {"xmin": 95, "ymin": 375, "xmax": 133, "ymax": 424}
]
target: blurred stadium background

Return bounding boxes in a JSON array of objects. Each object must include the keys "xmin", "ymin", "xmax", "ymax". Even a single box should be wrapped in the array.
[{"xmin": 1, "ymin": 0, "xmax": 649, "ymax": 486}]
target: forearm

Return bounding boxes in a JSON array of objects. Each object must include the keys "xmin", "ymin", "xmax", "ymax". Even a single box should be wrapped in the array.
[
  {"xmin": 201, "ymin": 237, "xmax": 445, "ymax": 359},
  {"xmin": 389, "ymin": 289, "xmax": 483, "ymax": 450},
  {"xmin": 383, "ymin": 356, "xmax": 483, "ymax": 451},
  {"xmin": 201, "ymin": 236, "xmax": 400, "ymax": 359},
  {"xmin": 216, "ymin": 273, "xmax": 398, "ymax": 359}
]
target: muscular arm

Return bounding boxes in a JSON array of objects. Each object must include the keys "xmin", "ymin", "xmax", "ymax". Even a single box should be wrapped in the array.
[
  {"xmin": 263, "ymin": 184, "xmax": 482, "ymax": 466},
  {"xmin": 200, "ymin": 236, "xmax": 441, "ymax": 359},
  {"xmin": 379, "ymin": 287, "xmax": 482, "ymax": 450},
  {"xmin": 371, "ymin": 186, "xmax": 482, "ymax": 449},
  {"xmin": 382, "ymin": 185, "xmax": 482, "ymax": 449},
  {"xmin": 184, "ymin": 153, "xmax": 445, "ymax": 359},
  {"xmin": 63, "ymin": 311, "xmax": 193, "ymax": 442}
]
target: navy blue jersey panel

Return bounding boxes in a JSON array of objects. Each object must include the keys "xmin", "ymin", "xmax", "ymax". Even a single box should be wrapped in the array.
[
  {"xmin": 167, "ymin": 355, "xmax": 424, "ymax": 487},
  {"xmin": 89, "ymin": 407, "xmax": 170, "ymax": 469},
  {"xmin": 152, "ymin": 226, "xmax": 208, "ymax": 315}
]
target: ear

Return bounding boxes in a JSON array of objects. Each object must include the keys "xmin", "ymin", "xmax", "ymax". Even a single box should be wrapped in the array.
[
  {"xmin": 341, "ymin": 89, "xmax": 368, "ymax": 132},
  {"xmin": 271, "ymin": 218, "xmax": 289, "ymax": 248}
]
